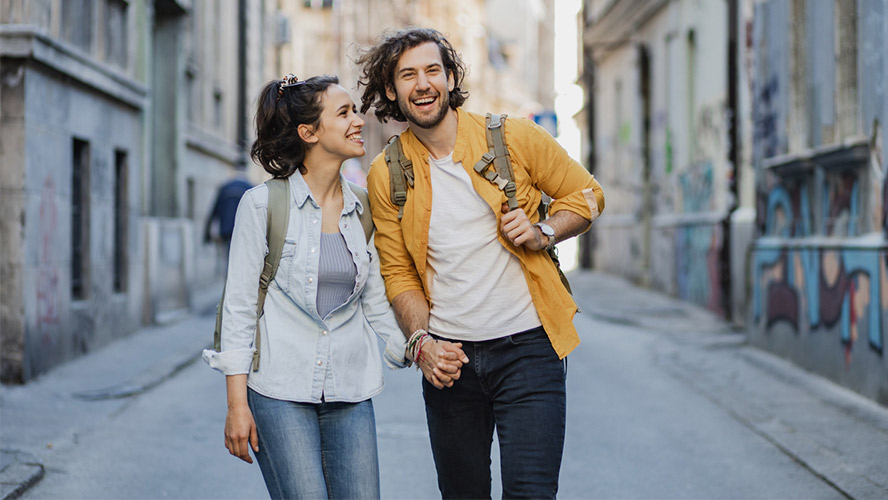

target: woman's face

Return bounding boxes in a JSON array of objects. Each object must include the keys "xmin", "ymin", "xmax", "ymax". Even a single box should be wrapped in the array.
[{"xmin": 312, "ymin": 85, "xmax": 366, "ymax": 160}]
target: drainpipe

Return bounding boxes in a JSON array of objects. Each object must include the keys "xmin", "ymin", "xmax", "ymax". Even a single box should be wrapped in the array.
[
  {"xmin": 722, "ymin": 0, "xmax": 740, "ymax": 321},
  {"xmin": 236, "ymin": 0, "xmax": 248, "ymax": 169}
]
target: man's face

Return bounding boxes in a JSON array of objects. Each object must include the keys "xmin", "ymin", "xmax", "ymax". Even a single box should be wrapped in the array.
[{"xmin": 386, "ymin": 42, "xmax": 455, "ymax": 129}]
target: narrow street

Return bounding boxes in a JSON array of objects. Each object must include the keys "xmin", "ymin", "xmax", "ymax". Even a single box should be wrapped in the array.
[{"xmin": 4, "ymin": 272, "xmax": 886, "ymax": 499}]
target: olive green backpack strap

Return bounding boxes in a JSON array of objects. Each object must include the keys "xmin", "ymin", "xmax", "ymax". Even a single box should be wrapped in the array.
[
  {"xmin": 470, "ymin": 113, "xmax": 574, "ymax": 296},
  {"xmin": 346, "ymin": 180, "xmax": 374, "ymax": 243},
  {"xmin": 472, "ymin": 113, "xmax": 518, "ymax": 211},
  {"xmin": 212, "ymin": 178, "xmax": 290, "ymax": 371},
  {"xmin": 251, "ymin": 177, "xmax": 290, "ymax": 371},
  {"xmin": 383, "ymin": 135, "xmax": 414, "ymax": 219}
]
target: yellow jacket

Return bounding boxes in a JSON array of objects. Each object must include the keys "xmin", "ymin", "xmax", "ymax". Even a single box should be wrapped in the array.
[{"xmin": 367, "ymin": 109, "xmax": 605, "ymax": 358}]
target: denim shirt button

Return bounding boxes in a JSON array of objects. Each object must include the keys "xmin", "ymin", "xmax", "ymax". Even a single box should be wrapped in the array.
[
  {"xmin": 311, "ymin": 247, "xmax": 316, "ymax": 253},
  {"xmin": 316, "ymin": 359, "xmax": 323, "ymax": 366},
  {"xmin": 321, "ymin": 330, "xmax": 328, "ymax": 335},
  {"xmin": 307, "ymin": 277, "xmax": 313, "ymax": 283},
  {"xmin": 312, "ymin": 219, "xmax": 318, "ymax": 224}
]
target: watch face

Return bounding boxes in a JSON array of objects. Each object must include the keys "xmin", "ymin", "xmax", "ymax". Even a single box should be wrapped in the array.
[{"xmin": 538, "ymin": 223, "xmax": 555, "ymax": 237}]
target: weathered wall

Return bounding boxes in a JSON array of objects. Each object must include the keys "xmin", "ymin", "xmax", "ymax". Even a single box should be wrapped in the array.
[
  {"xmin": 16, "ymin": 65, "xmax": 145, "ymax": 380},
  {"xmin": 747, "ymin": 0, "xmax": 888, "ymax": 404},
  {"xmin": 588, "ymin": 0, "xmax": 732, "ymax": 315}
]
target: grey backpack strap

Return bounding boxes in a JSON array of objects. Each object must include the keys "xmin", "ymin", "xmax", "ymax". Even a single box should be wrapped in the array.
[
  {"xmin": 473, "ymin": 113, "xmax": 518, "ymax": 210},
  {"xmin": 346, "ymin": 180, "xmax": 374, "ymax": 243},
  {"xmin": 384, "ymin": 135, "xmax": 414, "ymax": 219},
  {"xmin": 252, "ymin": 177, "xmax": 290, "ymax": 371}
]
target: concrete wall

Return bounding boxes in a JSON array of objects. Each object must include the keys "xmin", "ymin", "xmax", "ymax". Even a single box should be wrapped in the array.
[
  {"xmin": 0, "ymin": 39, "xmax": 147, "ymax": 380},
  {"xmin": 747, "ymin": 0, "xmax": 888, "ymax": 405}
]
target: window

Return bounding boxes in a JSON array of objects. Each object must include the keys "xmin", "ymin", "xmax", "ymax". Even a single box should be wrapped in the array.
[
  {"xmin": 62, "ymin": 0, "xmax": 94, "ymax": 52},
  {"xmin": 72, "ymin": 139, "xmax": 91, "ymax": 300},
  {"xmin": 303, "ymin": 0, "xmax": 334, "ymax": 8},
  {"xmin": 104, "ymin": 0, "xmax": 129, "ymax": 68},
  {"xmin": 113, "ymin": 150, "xmax": 128, "ymax": 293}
]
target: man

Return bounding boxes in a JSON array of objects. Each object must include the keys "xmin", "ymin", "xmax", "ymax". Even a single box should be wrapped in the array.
[
  {"xmin": 358, "ymin": 28, "xmax": 604, "ymax": 499},
  {"xmin": 204, "ymin": 172, "xmax": 252, "ymax": 263}
]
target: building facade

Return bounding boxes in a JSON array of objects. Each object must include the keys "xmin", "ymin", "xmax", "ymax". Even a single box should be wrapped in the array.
[
  {"xmin": 581, "ymin": 0, "xmax": 888, "ymax": 404},
  {"xmin": 0, "ymin": 0, "xmax": 276, "ymax": 382},
  {"xmin": 581, "ymin": 0, "xmax": 739, "ymax": 317}
]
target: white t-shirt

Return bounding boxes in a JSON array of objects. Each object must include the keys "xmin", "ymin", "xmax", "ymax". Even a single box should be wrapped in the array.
[{"xmin": 426, "ymin": 153, "xmax": 541, "ymax": 341}]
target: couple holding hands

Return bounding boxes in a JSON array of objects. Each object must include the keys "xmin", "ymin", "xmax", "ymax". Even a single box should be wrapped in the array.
[{"xmin": 203, "ymin": 27, "xmax": 604, "ymax": 500}]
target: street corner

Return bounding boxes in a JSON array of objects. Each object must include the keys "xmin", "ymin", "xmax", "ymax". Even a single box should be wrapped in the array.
[{"xmin": 0, "ymin": 449, "xmax": 44, "ymax": 500}]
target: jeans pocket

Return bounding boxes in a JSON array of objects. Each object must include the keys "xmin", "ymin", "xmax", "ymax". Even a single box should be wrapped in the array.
[{"xmin": 507, "ymin": 327, "xmax": 549, "ymax": 346}]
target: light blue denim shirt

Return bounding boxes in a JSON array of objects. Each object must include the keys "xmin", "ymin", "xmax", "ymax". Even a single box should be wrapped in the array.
[{"xmin": 202, "ymin": 173, "xmax": 408, "ymax": 403}]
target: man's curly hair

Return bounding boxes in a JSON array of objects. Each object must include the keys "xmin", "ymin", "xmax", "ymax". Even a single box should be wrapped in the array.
[{"xmin": 356, "ymin": 27, "xmax": 468, "ymax": 123}]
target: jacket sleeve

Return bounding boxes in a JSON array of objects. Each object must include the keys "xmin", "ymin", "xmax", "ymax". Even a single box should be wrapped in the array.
[
  {"xmin": 359, "ymin": 232, "xmax": 409, "ymax": 369},
  {"xmin": 366, "ymin": 152, "xmax": 425, "ymax": 302},
  {"xmin": 509, "ymin": 118, "xmax": 604, "ymax": 226},
  {"xmin": 202, "ymin": 187, "xmax": 266, "ymax": 375}
]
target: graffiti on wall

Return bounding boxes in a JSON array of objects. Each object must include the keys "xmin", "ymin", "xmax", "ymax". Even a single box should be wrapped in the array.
[
  {"xmin": 753, "ymin": 247, "xmax": 886, "ymax": 360},
  {"xmin": 754, "ymin": 75, "xmax": 782, "ymax": 160},
  {"xmin": 677, "ymin": 161, "xmax": 713, "ymax": 213},
  {"xmin": 676, "ymin": 224, "xmax": 723, "ymax": 315},
  {"xmin": 823, "ymin": 171, "xmax": 862, "ymax": 237},
  {"xmin": 36, "ymin": 174, "xmax": 60, "ymax": 345}
]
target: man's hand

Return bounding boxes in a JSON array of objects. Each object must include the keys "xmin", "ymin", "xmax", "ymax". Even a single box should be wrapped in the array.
[
  {"xmin": 418, "ymin": 339, "xmax": 469, "ymax": 389},
  {"xmin": 500, "ymin": 204, "xmax": 547, "ymax": 251},
  {"xmin": 225, "ymin": 403, "xmax": 259, "ymax": 464}
]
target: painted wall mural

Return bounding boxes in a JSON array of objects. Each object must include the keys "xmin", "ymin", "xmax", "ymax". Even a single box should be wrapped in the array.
[{"xmin": 753, "ymin": 248, "xmax": 886, "ymax": 359}]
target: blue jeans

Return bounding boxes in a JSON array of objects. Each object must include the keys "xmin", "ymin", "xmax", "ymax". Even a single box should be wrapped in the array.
[
  {"xmin": 247, "ymin": 389, "xmax": 380, "ymax": 499},
  {"xmin": 423, "ymin": 326, "xmax": 567, "ymax": 499}
]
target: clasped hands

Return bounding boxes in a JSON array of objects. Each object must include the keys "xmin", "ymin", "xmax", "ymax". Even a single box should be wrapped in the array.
[{"xmin": 415, "ymin": 338, "xmax": 469, "ymax": 390}]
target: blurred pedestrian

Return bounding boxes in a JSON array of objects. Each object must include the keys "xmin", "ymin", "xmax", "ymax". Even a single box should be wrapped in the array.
[
  {"xmin": 202, "ymin": 74, "xmax": 439, "ymax": 499},
  {"xmin": 204, "ymin": 172, "xmax": 252, "ymax": 268},
  {"xmin": 357, "ymin": 27, "xmax": 605, "ymax": 499}
]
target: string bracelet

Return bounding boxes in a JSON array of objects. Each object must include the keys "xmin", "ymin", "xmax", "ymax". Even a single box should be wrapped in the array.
[
  {"xmin": 407, "ymin": 329, "xmax": 426, "ymax": 350},
  {"xmin": 415, "ymin": 333, "xmax": 431, "ymax": 365},
  {"xmin": 406, "ymin": 329, "xmax": 431, "ymax": 365}
]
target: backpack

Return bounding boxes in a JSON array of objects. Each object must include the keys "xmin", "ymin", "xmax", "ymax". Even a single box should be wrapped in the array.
[
  {"xmin": 212, "ymin": 177, "xmax": 374, "ymax": 372},
  {"xmin": 384, "ymin": 113, "xmax": 572, "ymax": 294}
]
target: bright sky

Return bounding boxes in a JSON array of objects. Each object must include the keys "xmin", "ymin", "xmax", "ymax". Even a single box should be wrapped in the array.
[{"xmin": 553, "ymin": 0, "xmax": 583, "ymax": 270}]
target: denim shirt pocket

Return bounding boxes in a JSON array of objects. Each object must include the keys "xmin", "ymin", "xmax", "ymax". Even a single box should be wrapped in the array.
[{"xmin": 274, "ymin": 238, "xmax": 298, "ymax": 294}]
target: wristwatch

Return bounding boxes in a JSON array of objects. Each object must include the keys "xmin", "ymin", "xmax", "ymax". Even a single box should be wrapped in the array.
[{"xmin": 534, "ymin": 223, "xmax": 556, "ymax": 251}]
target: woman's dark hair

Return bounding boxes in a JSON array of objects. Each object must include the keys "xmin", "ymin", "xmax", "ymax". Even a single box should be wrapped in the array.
[
  {"xmin": 356, "ymin": 27, "xmax": 468, "ymax": 123},
  {"xmin": 250, "ymin": 75, "xmax": 339, "ymax": 177}
]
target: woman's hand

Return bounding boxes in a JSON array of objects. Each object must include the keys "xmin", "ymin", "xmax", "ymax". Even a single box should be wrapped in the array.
[
  {"xmin": 225, "ymin": 403, "xmax": 259, "ymax": 463},
  {"xmin": 418, "ymin": 339, "xmax": 469, "ymax": 389}
]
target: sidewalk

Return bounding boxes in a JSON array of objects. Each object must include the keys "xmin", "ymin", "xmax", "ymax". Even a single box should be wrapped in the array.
[
  {"xmin": 2, "ymin": 272, "xmax": 887, "ymax": 499},
  {"xmin": 1, "ymin": 314, "xmax": 214, "ymax": 500},
  {"xmin": 568, "ymin": 270, "xmax": 888, "ymax": 500}
]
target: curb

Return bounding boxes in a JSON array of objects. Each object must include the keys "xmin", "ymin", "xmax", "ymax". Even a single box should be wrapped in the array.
[
  {"xmin": 0, "ymin": 450, "xmax": 44, "ymax": 500},
  {"xmin": 71, "ymin": 341, "xmax": 211, "ymax": 401}
]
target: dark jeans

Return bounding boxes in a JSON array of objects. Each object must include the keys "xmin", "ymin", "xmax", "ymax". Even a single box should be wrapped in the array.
[{"xmin": 423, "ymin": 326, "xmax": 567, "ymax": 499}]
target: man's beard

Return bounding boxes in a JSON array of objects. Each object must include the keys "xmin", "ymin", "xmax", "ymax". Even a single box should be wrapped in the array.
[{"xmin": 399, "ymin": 91, "xmax": 450, "ymax": 129}]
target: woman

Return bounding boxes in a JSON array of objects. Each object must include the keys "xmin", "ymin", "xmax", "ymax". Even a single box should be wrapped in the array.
[{"xmin": 202, "ymin": 74, "xmax": 414, "ymax": 499}]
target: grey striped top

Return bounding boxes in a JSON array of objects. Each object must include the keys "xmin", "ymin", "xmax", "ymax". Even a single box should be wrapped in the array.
[{"xmin": 317, "ymin": 232, "xmax": 357, "ymax": 318}]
